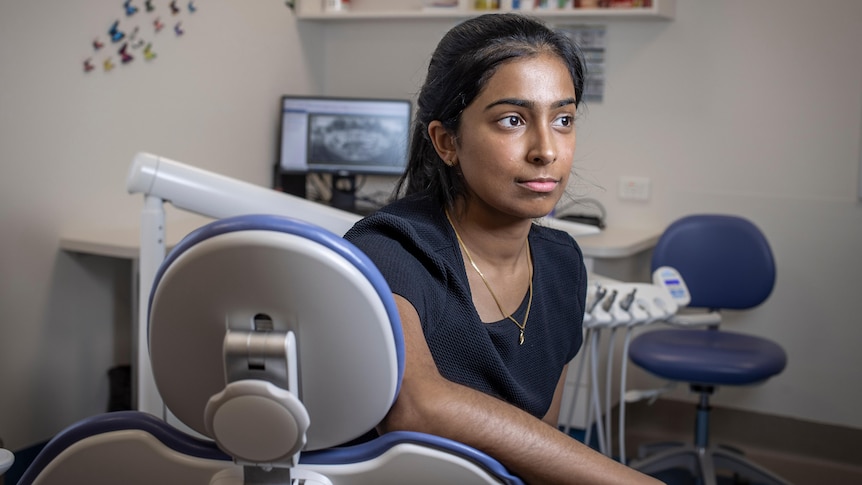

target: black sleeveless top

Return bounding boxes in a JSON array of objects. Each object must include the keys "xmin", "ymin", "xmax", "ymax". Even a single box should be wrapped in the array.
[{"xmin": 344, "ymin": 194, "xmax": 587, "ymax": 418}]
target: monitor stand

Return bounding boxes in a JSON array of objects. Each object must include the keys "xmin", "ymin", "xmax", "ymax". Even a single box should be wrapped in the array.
[
  {"xmin": 277, "ymin": 172, "xmax": 307, "ymax": 199},
  {"xmin": 330, "ymin": 172, "xmax": 358, "ymax": 213}
]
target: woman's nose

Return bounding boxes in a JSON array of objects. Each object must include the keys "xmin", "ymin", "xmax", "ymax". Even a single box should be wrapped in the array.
[{"xmin": 527, "ymin": 125, "xmax": 557, "ymax": 165}]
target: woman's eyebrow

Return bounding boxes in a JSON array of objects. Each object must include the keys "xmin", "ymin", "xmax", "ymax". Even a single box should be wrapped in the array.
[{"xmin": 484, "ymin": 97, "xmax": 577, "ymax": 111}]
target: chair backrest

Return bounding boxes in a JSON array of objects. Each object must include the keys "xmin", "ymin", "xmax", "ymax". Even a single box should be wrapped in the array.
[{"xmin": 651, "ymin": 214, "xmax": 776, "ymax": 310}]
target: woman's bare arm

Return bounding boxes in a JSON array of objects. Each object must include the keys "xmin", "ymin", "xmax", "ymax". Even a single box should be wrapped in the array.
[{"xmin": 382, "ymin": 295, "xmax": 662, "ymax": 485}]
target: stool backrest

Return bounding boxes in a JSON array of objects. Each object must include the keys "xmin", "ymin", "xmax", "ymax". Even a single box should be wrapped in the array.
[{"xmin": 651, "ymin": 214, "xmax": 775, "ymax": 310}]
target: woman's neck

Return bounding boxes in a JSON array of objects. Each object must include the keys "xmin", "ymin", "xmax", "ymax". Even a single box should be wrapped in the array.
[{"xmin": 446, "ymin": 203, "xmax": 532, "ymax": 270}]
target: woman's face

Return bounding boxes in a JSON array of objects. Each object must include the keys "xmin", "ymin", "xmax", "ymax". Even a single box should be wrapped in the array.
[{"xmin": 451, "ymin": 52, "xmax": 577, "ymax": 221}]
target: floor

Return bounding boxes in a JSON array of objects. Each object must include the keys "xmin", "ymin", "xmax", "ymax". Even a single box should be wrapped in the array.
[
  {"xmin": 623, "ymin": 431, "xmax": 862, "ymax": 484},
  {"xmin": 615, "ymin": 399, "xmax": 862, "ymax": 485}
]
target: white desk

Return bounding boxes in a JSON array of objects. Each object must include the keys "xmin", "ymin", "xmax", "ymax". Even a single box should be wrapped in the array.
[
  {"xmin": 60, "ymin": 214, "xmax": 215, "ymax": 260},
  {"xmin": 577, "ymin": 227, "xmax": 661, "ymax": 283},
  {"xmin": 60, "ymin": 215, "xmax": 660, "ymax": 270}
]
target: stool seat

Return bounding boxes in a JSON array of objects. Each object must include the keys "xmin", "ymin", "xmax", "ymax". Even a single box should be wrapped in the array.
[{"xmin": 629, "ymin": 328, "xmax": 787, "ymax": 386}]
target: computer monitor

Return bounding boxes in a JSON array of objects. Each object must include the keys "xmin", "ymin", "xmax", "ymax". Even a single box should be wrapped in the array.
[{"xmin": 277, "ymin": 95, "xmax": 412, "ymax": 212}]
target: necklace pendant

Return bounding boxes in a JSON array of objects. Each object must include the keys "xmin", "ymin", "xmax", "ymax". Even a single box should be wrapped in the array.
[{"xmin": 519, "ymin": 330, "xmax": 525, "ymax": 345}]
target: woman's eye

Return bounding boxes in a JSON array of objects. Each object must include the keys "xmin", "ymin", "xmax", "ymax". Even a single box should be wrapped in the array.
[
  {"xmin": 500, "ymin": 115, "xmax": 524, "ymax": 128},
  {"xmin": 554, "ymin": 115, "xmax": 574, "ymax": 127}
]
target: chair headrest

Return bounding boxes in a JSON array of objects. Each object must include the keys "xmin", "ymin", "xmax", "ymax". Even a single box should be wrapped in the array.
[{"xmin": 148, "ymin": 215, "xmax": 404, "ymax": 452}]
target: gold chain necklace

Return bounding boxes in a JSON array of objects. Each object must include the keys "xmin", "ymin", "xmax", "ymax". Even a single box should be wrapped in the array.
[{"xmin": 445, "ymin": 211, "xmax": 533, "ymax": 345}]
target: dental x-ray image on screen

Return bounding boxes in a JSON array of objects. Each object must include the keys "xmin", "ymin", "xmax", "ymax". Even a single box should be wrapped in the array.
[{"xmin": 308, "ymin": 113, "xmax": 407, "ymax": 172}]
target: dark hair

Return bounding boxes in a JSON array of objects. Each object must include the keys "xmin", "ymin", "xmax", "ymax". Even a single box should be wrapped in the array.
[{"xmin": 394, "ymin": 13, "xmax": 585, "ymax": 207}]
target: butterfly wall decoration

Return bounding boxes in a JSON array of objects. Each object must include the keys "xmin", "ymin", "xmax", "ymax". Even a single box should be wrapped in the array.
[
  {"xmin": 144, "ymin": 43, "xmax": 157, "ymax": 61},
  {"xmin": 108, "ymin": 20, "xmax": 125, "ymax": 43},
  {"xmin": 84, "ymin": 0, "xmax": 200, "ymax": 74},
  {"xmin": 124, "ymin": 0, "xmax": 139, "ymax": 16},
  {"xmin": 119, "ymin": 43, "xmax": 134, "ymax": 64}
]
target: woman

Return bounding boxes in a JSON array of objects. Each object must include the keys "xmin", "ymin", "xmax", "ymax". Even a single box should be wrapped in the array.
[{"xmin": 344, "ymin": 13, "xmax": 660, "ymax": 484}]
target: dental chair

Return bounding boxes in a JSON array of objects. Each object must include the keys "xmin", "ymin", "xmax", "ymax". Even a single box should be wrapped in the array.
[
  {"xmin": 16, "ymin": 154, "xmax": 525, "ymax": 484},
  {"xmin": 627, "ymin": 214, "xmax": 789, "ymax": 485}
]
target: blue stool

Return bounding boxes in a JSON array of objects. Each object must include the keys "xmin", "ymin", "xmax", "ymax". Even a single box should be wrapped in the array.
[{"xmin": 628, "ymin": 215, "xmax": 789, "ymax": 485}]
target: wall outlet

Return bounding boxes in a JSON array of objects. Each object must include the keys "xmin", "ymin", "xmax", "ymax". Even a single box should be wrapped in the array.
[{"xmin": 619, "ymin": 176, "xmax": 651, "ymax": 201}]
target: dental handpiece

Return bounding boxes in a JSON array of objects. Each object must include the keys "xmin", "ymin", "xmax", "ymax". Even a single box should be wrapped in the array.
[
  {"xmin": 586, "ymin": 285, "xmax": 607, "ymax": 313},
  {"xmin": 601, "ymin": 289, "xmax": 618, "ymax": 313},
  {"xmin": 620, "ymin": 288, "xmax": 637, "ymax": 312}
]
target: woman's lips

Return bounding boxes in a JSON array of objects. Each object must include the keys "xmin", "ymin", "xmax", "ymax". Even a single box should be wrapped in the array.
[{"xmin": 520, "ymin": 178, "xmax": 558, "ymax": 193}]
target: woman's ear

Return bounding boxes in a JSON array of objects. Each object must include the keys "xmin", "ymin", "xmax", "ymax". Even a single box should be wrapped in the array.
[{"xmin": 428, "ymin": 121, "xmax": 458, "ymax": 167}]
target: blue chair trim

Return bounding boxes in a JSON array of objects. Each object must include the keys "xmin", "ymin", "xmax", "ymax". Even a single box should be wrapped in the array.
[
  {"xmin": 300, "ymin": 430, "xmax": 525, "ymax": 485},
  {"xmin": 16, "ymin": 411, "xmax": 230, "ymax": 485},
  {"xmin": 148, "ymin": 214, "xmax": 406, "ymax": 399},
  {"xmin": 629, "ymin": 329, "xmax": 787, "ymax": 386}
]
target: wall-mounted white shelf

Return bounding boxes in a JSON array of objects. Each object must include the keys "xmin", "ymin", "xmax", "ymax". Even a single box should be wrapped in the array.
[{"xmin": 295, "ymin": 1, "xmax": 675, "ymax": 22}]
